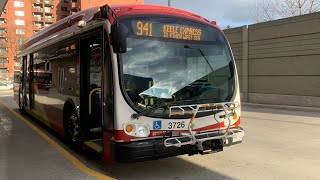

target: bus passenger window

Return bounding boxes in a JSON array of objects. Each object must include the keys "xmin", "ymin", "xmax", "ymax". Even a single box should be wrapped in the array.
[{"xmin": 89, "ymin": 42, "xmax": 102, "ymax": 88}]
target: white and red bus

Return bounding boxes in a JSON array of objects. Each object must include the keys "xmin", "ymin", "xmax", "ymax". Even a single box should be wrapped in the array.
[{"xmin": 14, "ymin": 4, "xmax": 244, "ymax": 162}]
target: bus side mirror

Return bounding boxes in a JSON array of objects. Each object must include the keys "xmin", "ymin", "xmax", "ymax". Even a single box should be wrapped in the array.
[{"xmin": 111, "ymin": 24, "xmax": 127, "ymax": 53}]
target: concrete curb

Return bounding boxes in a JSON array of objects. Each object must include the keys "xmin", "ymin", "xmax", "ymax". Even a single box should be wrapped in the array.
[
  {"xmin": 0, "ymin": 88, "xmax": 13, "ymax": 91},
  {"xmin": 242, "ymin": 102, "xmax": 320, "ymax": 113}
]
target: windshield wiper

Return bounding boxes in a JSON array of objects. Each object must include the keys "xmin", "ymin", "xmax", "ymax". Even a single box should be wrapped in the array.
[
  {"xmin": 131, "ymin": 98, "xmax": 222, "ymax": 119},
  {"xmin": 131, "ymin": 99, "xmax": 196, "ymax": 119},
  {"xmin": 184, "ymin": 45, "xmax": 217, "ymax": 81},
  {"xmin": 131, "ymin": 102, "xmax": 171, "ymax": 119},
  {"xmin": 184, "ymin": 45, "xmax": 214, "ymax": 73}
]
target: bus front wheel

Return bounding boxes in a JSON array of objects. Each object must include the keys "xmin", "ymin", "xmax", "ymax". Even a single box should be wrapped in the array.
[{"xmin": 64, "ymin": 108, "xmax": 81, "ymax": 148}]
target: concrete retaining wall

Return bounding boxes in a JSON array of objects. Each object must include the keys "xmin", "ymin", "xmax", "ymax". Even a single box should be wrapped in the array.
[{"xmin": 224, "ymin": 12, "xmax": 320, "ymax": 108}]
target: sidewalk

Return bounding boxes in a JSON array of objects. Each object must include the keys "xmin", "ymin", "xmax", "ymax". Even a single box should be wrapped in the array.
[
  {"xmin": 0, "ymin": 97, "xmax": 97, "ymax": 180},
  {"xmin": 242, "ymin": 102, "xmax": 320, "ymax": 113}
]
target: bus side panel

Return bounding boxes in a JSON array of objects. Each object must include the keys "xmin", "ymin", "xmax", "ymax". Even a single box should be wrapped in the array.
[
  {"xmin": 27, "ymin": 39, "xmax": 80, "ymax": 137},
  {"xmin": 13, "ymin": 79, "xmax": 20, "ymax": 106}
]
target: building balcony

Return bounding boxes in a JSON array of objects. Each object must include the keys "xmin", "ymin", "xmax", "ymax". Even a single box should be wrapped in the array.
[
  {"xmin": 1, "ymin": 9, "xmax": 6, "ymax": 15},
  {"xmin": 33, "ymin": 0, "xmax": 43, "ymax": 3},
  {"xmin": 0, "ymin": 18, "xmax": 7, "ymax": 24},
  {"xmin": 33, "ymin": 30, "xmax": 40, "ymax": 34},
  {"xmin": 71, "ymin": 2, "xmax": 77, "ymax": 7},
  {"xmin": 32, "ymin": 8, "xmax": 43, "ymax": 13},
  {"xmin": 33, "ymin": 2, "xmax": 43, "ymax": 7},
  {"xmin": 44, "ymin": 18, "xmax": 53, "ymax": 23},
  {"xmin": 33, "ymin": 25, "xmax": 43, "ymax": 30},
  {"xmin": 0, "ymin": 42, "xmax": 7, "ymax": 47},
  {"xmin": 0, "ymin": 58, "xmax": 8, "ymax": 68},
  {"xmin": 44, "ymin": 12, "xmax": 53, "ymax": 16},
  {"xmin": 70, "ymin": 7, "xmax": 78, "ymax": 12},
  {"xmin": 0, "ymin": 63, "xmax": 6, "ymax": 68},
  {"xmin": 33, "ymin": 16, "xmax": 44, "ymax": 22},
  {"xmin": 0, "ymin": 28, "xmax": 6, "ymax": 35},
  {"xmin": 0, "ymin": 37, "xmax": 7, "ymax": 43},
  {"xmin": 44, "ymin": 4, "xmax": 53, "ymax": 8},
  {"xmin": 33, "ymin": 23, "xmax": 42, "ymax": 27},
  {"xmin": 44, "ymin": 0, "xmax": 52, "ymax": 4},
  {"xmin": 44, "ymin": 7, "xmax": 52, "ymax": 13},
  {"xmin": 0, "ymin": 49, "xmax": 8, "ymax": 57},
  {"xmin": 33, "ymin": 22, "xmax": 43, "ymax": 27},
  {"xmin": 45, "ymin": 13, "xmax": 54, "ymax": 18}
]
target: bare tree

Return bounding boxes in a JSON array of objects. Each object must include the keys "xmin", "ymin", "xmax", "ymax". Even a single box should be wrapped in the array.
[
  {"xmin": 253, "ymin": 0, "xmax": 320, "ymax": 23},
  {"xmin": 222, "ymin": 25, "xmax": 233, "ymax": 30}
]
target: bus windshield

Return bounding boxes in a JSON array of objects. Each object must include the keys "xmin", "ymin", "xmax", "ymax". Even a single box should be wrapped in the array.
[{"xmin": 119, "ymin": 17, "xmax": 235, "ymax": 116}]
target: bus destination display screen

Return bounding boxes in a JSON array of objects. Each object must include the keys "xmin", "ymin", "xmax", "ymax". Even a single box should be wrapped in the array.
[{"xmin": 132, "ymin": 20, "xmax": 203, "ymax": 41}]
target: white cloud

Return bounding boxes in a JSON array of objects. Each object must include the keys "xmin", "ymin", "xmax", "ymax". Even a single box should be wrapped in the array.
[{"xmin": 145, "ymin": 0, "xmax": 257, "ymax": 27}]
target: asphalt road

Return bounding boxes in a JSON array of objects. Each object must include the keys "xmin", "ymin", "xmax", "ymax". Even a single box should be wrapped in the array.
[{"xmin": 1, "ymin": 89, "xmax": 320, "ymax": 180}]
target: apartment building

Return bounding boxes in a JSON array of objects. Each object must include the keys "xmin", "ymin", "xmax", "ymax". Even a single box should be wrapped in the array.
[{"xmin": 0, "ymin": 0, "xmax": 143, "ymax": 79}]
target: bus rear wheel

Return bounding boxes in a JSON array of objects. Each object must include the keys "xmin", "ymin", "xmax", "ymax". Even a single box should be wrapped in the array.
[{"xmin": 18, "ymin": 91, "xmax": 25, "ymax": 114}]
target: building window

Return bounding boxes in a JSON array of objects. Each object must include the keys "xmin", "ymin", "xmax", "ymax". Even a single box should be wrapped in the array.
[
  {"xmin": 15, "ymin": 10, "xmax": 25, "ymax": 16},
  {"xmin": 0, "ymin": 29, "xmax": 6, "ymax": 35},
  {"xmin": 14, "ymin": 1, "xmax": 24, "ymax": 7},
  {"xmin": 61, "ymin": 0, "xmax": 68, "ymax": 3},
  {"xmin": 0, "ymin": 37, "xmax": 7, "ymax": 42},
  {"xmin": 16, "ymin": 38, "xmax": 25, "ymax": 45},
  {"xmin": 72, "ymin": 0, "xmax": 77, "ymax": 2},
  {"xmin": 34, "ymin": 14, "xmax": 43, "ymax": 21},
  {"xmin": 15, "ymin": 20, "xmax": 25, "ymax": 25},
  {"xmin": 0, "ymin": 47, "xmax": 8, "ymax": 54},
  {"xmin": 0, "ymin": 69, "xmax": 7, "ymax": 74},
  {"xmin": 0, "ymin": 18, "xmax": 6, "ymax": 24},
  {"xmin": 1, "ymin": 57, "xmax": 8, "ymax": 63},
  {"xmin": 16, "ymin": 29, "xmax": 25, "ymax": 35},
  {"xmin": 45, "ymin": 7, "xmax": 51, "ymax": 13},
  {"xmin": 61, "ymin": 7, "xmax": 68, "ymax": 11},
  {"xmin": 1, "ymin": 9, "xmax": 6, "ymax": 14}
]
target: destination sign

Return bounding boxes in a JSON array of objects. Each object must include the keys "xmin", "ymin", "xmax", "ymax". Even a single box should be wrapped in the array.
[{"xmin": 132, "ymin": 20, "xmax": 203, "ymax": 41}]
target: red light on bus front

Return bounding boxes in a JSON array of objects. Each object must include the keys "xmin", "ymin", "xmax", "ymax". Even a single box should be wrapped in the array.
[{"xmin": 211, "ymin": 21, "xmax": 217, "ymax": 25}]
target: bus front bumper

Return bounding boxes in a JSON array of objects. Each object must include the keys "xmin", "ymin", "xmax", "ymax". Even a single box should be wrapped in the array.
[{"xmin": 111, "ymin": 127, "xmax": 244, "ymax": 163}]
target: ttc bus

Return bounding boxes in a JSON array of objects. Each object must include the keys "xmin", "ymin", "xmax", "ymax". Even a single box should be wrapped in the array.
[{"xmin": 14, "ymin": 4, "xmax": 244, "ymax": 162}]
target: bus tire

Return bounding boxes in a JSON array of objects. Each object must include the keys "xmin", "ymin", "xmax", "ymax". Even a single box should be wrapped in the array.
[
  {"xmin": 18, "ymin": 89, "xmax": 25, "ymax": 114},
  {"xmin": 64, "ymin": 104, "xmax": 81, "ymax": 148}
]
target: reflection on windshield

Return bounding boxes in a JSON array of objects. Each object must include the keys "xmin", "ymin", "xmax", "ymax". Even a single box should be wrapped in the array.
[{"xmin": 121, "ymin": 37, "xmax": 234, "ymax": 114}]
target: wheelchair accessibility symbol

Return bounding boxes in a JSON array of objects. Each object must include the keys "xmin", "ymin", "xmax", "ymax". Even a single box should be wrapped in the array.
[{"xmin": 153, "ymin": 120, "xmax": 162, "ymax": 130}]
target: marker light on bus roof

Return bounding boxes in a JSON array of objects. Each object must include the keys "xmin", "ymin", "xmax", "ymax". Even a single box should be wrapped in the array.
[{"xmin": 78, "ymin": 20, "xmax": 86, "ymax": 27}]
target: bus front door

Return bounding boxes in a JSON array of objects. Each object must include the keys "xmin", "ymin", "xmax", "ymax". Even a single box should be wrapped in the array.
[{"xmin": 80, "ymin": 29, "xmax": 104, "ymax": 154}]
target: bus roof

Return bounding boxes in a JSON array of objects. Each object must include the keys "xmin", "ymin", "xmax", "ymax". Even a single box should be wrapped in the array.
[{"xmin": 19, "ymin": 4, "xmax": 216, "ymax": 55}]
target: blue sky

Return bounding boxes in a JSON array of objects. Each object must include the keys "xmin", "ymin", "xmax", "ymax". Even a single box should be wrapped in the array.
[{"xmin": 144, "ymin": 0, "xmax": 256, "ymax": 28}]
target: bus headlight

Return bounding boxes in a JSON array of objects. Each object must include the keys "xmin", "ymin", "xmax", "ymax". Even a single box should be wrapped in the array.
[
  {"xmin": 137, "ymin": 125, "xmax": 149, "ymax": 137},
  {"xmin": 123, "ymin": 124, "xmax": 150, "ymax": 137}
]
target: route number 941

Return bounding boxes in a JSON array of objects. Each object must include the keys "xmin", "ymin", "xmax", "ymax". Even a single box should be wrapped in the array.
[{"xmin": 168, "ymin": 121, "xmax": 186, "ymax": 129}]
